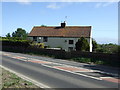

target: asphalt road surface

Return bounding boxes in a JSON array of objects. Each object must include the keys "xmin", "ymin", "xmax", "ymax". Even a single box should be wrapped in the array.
[{"xmin": 1, "ymin": 51, "xmax": 119, "ymax": 89}]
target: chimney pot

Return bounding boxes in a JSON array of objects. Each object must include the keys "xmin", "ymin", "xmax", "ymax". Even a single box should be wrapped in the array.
[{"xmin": 61, "ymin": 21, "xmax": 66, "ymax": 28}]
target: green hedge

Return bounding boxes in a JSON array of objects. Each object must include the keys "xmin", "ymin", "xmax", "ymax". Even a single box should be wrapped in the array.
[
  {"xmin": 1, "ymin": 37, "xmax": 119, "ymax": 67},
  {"xmin": 1, "ymin": 39, "xmax": 31, "ymax": 47}
]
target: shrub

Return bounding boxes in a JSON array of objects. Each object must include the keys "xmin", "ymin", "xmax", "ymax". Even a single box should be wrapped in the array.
[
  {"xmin": 92, "ymin": 39, "xmax": 98, "ymax": 52},
  {"xmin": 31, "ymin": 43, "xmax": 44, "ymax": 48},
  {"xmin": 72, "ymin": 57, "xmax": 91, "ymax": 63},
  {"xmin": 1, "ymin": 38, "xmax": 31, "ymax": 48},
  {"xmin": 75, "ymin": 37, "xmax": 89, "ymax": 51}
]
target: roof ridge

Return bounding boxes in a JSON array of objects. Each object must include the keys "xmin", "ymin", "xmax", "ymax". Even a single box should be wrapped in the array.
[
  {"xmin": 34, "ymin": 26, "xmax": 91, "ymax": 28},
  {"xmin": 34, "ymin": 26, "xmax": 55, "ymax": 28},
  {"xmin": 65, "ymin": 26, "xmax": 91, "ymax": 28}
]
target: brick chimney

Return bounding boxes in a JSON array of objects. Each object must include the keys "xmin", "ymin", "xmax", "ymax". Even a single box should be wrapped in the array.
[{"xmin": 61, "ymin": 21, "xmax": 66, "ymax": 28}]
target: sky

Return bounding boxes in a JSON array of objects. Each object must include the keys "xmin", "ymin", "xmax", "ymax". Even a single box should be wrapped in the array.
[{"xmin": 1, "ymin": 1, "xmax": 118, "ymax": 44}]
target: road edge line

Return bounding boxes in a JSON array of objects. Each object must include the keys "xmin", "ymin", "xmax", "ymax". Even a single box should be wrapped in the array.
[{"xmin": 0, "ymin": 65, "xmax": 51, "ymax": 88}]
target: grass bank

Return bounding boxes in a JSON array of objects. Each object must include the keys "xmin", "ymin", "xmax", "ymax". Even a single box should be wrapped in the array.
[
  {"xmin": 24, "ymin": 52, "xmax": 119, "ymax": 67},
  {"xmin": 1, "ymin": 67, "xmax": 43, "ymax": 89}
]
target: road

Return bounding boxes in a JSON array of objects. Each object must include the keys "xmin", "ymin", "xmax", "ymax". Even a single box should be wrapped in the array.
[{"xmin": 1, "ymin": 51, "xmax": 119, "ymax": 89}]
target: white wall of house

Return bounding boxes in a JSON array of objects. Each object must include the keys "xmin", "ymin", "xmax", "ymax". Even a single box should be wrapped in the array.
[
  {"xmin": 28, "ymin": 36, "xmax": 91, "ymax": 52},
  {"xmin": 89, "ymin": 30, "xmax": 93, "ymax": 52}
]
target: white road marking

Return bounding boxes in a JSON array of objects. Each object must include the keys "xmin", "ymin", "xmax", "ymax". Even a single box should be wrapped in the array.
[
  {"xmin": 41, "ymin": 64, "xmax": 102, "ymax": 80},
  {"xmin": 2, "ymin": 54, "xmax": 115, "ymax": 81},
  {"xmin": 2, "ymin": 54, "xmax": 94, "ymax": 72},
  {"xmin": 0, "ymin": 65, "xmax": 51, "ymax": 88},
  {"xmin": 74, "ymin": 71, "xmax": 94, "ymax": 72},
  {"xmin": 100, "ymin": 77, "xmax": 115, "ymax": 79}
]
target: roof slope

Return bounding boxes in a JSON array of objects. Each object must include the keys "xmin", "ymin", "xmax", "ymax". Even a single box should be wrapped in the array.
[{"xmin": 28, "ymin": 26, "xmax": 91, "ymax": 38}]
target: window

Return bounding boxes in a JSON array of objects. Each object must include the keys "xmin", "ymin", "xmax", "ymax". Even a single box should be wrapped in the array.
[
  {"xmin": 69, "ymin": 40, "xmax": 74, "ymax": 44},
  {"xmin": 43, "ymin": 37, "xmax": 48, "ymax": 42},
  {"xmin": 33, "ymin": 36, "xmax": 37, "ymax": 41},
  {"xmin": 68, "ymin": 47, "xmax": 73, "ymax": 51}
]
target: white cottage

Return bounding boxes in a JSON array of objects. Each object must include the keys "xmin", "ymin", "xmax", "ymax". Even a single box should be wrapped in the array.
[{"xmin": 28, "ymin": 22, "xmax": 92, "ymax": 52}]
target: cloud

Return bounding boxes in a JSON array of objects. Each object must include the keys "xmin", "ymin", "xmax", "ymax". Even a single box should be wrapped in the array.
[
  {"xmin": 2, "ymin": 0, "xmax": 119, "ymax": 2},
  {"xmin": 15, "ymin": 0, "xmax": 31, "ymax": 4},
  {"xmin": 2, "ymin": 0, "xmax": 31, "ymax": 4},
  {"xmin": 46, "ymin": 3, "xmax": 62, "ymax": 9},
  {"xmin": 95, "ymin": 3, "xmax": 102, "ymax": 8},
  {"xmin": 95, "ymin": 2, "xmax": 115, "ymax": 8},
  {"xmin": 102, "ymin": 2, "xmax": 114, "ymax": 7},
  {"xmin": 46, "ymin": 2, "xmax": 72, "ymax": 9}
]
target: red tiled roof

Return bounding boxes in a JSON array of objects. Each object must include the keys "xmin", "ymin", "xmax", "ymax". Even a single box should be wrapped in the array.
[{"xmin": 28, "ymin": 26, "xmax": 91, "ymax": 38}]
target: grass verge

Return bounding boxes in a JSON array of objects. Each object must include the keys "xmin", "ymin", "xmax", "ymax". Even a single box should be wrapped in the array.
[
  {"xmin": 24, "ymin": 52, "xmax": 118, "ymax": 67},
  {"xmin": 1, "ymin": 67, "xmax": 42, "ymax": 89}
]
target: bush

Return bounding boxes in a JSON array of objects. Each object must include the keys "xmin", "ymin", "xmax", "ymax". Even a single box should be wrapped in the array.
[
  {"xmin": 92, "ymin": 39, "xmax": 98, "ymax": 52},
  {"xmin": 75, "ymin": 37, "xmax": 89, "ymax": 51},
  {"xmin": 72, "ymin": 57, "xmax": 106, "ymax": 65},
  {"xmin": 96, "ymin": 48, "xmax": 106, "ymax": 53},
  {"xmin": 96, "ymin": 43, "xmax": 119, "ymax": 54},
  {"xmin": 1, "ymin": 38, "xmax": 31, "ymax": 48},
  {"xmin": 31, "ymin": 43, "xmax": 44, "ymax": 48},
  {"xmin": 72, "ymin": 57, "xmax": 91, "ymax": 63}
]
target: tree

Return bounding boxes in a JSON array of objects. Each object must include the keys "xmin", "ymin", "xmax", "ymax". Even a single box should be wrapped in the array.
[
  {"xmin": 12, "ymin": 28, "xmax": 28, "ymax": 39},
  {"xmin": 118, "ymin": 46, "xmax": 120, "ymax": 54},
  {"xmin": 6, "ymin": 33, "xmax": 11, "ymax": 37},
  {"xmin": 92, "ymin": 38, "xmax": 98, "ymax": 52},
  {"xmin": 96, "ymin": 43, "xmax": 119, "ymax": 53},
  {"xmin": 75, "ymin": 37, "xmax": 89, "ymax": 51}
]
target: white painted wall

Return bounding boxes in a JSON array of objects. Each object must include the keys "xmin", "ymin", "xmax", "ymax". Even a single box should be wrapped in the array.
[
  {"xmin": 28, "ymin": 36, "xmax": 91, "ymax": 52},
  {"xmin": 89, "ymin": 29, "xmax": 92, "ymax": 52}
]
